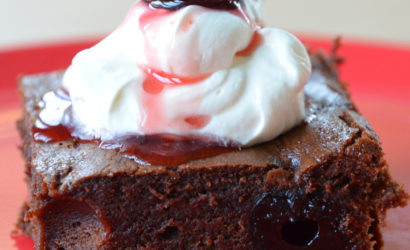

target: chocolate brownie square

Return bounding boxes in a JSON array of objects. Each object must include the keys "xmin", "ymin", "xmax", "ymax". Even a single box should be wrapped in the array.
[{"xmin": 17, "ymin": 52, "xmax": 408, "ymax": 249}]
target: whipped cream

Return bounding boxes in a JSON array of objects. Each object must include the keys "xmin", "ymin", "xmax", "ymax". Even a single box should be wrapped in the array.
[{"xmin": 40, "ymin": 0, "xmax": 311, "ymax": 146}]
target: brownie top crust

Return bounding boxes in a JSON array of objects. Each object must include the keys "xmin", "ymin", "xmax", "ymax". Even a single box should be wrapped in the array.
[{"xmin": 18, "ymin": 52, "xmax": 382, "ymax": 192}]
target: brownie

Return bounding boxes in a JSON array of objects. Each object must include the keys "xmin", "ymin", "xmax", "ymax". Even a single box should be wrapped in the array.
[{"xmin": 17, "ymin": 51, "xmax": 408, "ymax": 249}]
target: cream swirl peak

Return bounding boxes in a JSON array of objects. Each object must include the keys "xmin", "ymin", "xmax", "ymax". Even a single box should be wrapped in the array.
[
  {"xmin": 39, "ymin": 0, "xmax": 311, "ymax": 146},
  {"xmin": 137, "ymin": 3, "xmax": 254, "ymax": 77}
]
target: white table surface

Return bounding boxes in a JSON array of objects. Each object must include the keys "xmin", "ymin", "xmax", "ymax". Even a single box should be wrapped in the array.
[{"xmin": 1, "ymin": 0, "xmax": 410, "ymax": 49}]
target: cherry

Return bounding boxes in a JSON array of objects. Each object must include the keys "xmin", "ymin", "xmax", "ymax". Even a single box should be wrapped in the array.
[
  {"xmin": 249, "ymin": 193, "xmax": 347, "ymax": 249},
  {"xmin": 143, "ymin": 0, "xmax": 240, "ymax": 10}
]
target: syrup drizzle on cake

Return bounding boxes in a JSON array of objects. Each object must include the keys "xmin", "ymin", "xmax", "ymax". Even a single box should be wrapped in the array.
[{"xmin": 32, "ymin": 100, "xmax": 239, "ymax": 166}]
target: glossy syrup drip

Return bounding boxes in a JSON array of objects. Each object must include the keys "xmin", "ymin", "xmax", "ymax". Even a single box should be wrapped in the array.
[
  {"xmin": 32, "ymin": 89, "xmax": 237, "ymax": 166},
  {"xmin": 141, "ymin": 66, "xmax": 210, "ymax": 94},
  {"xmin": 33, "ymin": 123, "xmax": 72, "ymax": 143},
  {"xmin": 33, "ymin": 122, "xmax": 236, "ymax": 166},
  {"xmin": 140, "ymin": 66, "xmax": 211, "ymax": 132},
  {"xmin": 143, "ymin": 0, "xmax": 240, "ymax": 10},
  {"xmin": 100, "ymin": 133, "xmax": 235, "ymax": 166}
]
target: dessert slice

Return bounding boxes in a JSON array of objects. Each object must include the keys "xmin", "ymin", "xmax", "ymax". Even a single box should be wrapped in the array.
[
  {"xmin": 17, "ymin": 0, "xmax": 408, "ymax": 249},
  {"xmin": 17, "ymin": 51, "xmax": 408, "ymax": 249}
]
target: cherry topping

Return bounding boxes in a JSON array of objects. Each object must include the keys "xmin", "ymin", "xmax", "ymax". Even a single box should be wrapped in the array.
[
  {"xmin": 33, "ymin": 121, "xmax": 237, "ymax": 166},
  {"xmin": 282, "ymin": 220, "xmax": 319, "ymax": 247},
  {"xmin": 143, "ymin": 0, "xmax": 240, "ymax": 10},
  {"xmin": 249, "ymin": 193, "xmax": 347, "ymax": 249},
  {"xmin": 32, "ymin": 89, "xmax": 238, "ymax": 166}
]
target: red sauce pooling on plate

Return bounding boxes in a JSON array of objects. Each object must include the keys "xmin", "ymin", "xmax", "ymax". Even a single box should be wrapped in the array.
[{"xmin": 12, "ymin": 234, "xmax": 34, "ymax": 250}]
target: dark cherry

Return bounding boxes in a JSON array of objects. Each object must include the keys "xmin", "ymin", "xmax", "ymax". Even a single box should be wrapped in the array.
[
  {"xmin": 282, "ymin": 220, "xmax": 319, "ymax": 247},
  {"xmin": 249, "ymin": 193, "xmax": 347, "ymax": 249},
  {"xmin": 143, "ymin": 0, "xmax": 240, "ymax": 10}
]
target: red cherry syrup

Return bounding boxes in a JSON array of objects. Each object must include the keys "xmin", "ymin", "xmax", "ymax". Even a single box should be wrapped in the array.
[
  {"xmin": 143, "ymin": 0, "xmax": 240, "ymax": 10},
  {"xmin": 32, "ymin": 74, "xmax": 237, "ymax": 166},
  {"xmin": 31, "ymin": 0, "xmax": 261, "ymax": 166},
  {"xmin": 141, "ymin": 66, "xmax": 210, "ymax": 94},
  {"xmin": 33, "ymin": 121, "xmax": 236, "ymax": 166}
]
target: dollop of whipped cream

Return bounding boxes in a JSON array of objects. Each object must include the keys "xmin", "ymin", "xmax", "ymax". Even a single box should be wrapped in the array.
[{"xmin": 41, "ymin": 0, "xmax": 311, "ymax": 146}]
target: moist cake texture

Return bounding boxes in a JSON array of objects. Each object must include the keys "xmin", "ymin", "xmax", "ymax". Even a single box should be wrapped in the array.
[{"xmin": 17, "ymin": 52, "xmax": 408, "ymax": 249}]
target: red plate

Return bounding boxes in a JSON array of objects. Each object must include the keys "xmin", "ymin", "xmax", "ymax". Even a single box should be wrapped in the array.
[{"xmin": 1, "ymin": 38, "xmax": 409, "ymax": 249}]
